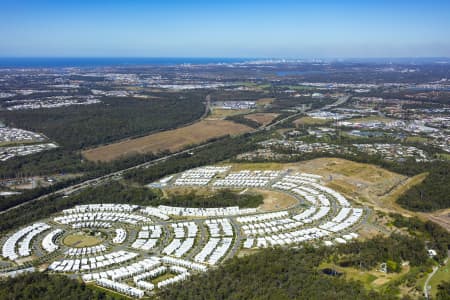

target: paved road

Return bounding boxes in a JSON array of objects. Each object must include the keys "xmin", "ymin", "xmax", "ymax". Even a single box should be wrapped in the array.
[
  {"xmin": 0, "ymin": 95, "xmax": 348, "ymax": 216},
  {"xmin": 424, "ymin": 266, "xmax": 438, "ymax": 299},
  {"xmin": 424, "ymin": 258, "xmax": 448, "ymax": 299},
  {"xmin": 186, "ymin": 220, "xmax": 207, "ymax": 260},
  {"xmin": 324, "ymin": 95, "xmax": 351, "ymax": 110},
  {"xmin": 225, "ymin": 218, "xmax": 242, "ymax": 262}
]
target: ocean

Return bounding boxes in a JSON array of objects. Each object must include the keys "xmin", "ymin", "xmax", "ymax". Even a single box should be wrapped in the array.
[{"xmin": 0, "ymin": 57, "xmax": 251, "ymax": 68}]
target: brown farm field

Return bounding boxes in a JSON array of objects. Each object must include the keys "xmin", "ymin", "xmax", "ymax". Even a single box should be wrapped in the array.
[
  {"xmin": 244, "ymin": 113, "xmax": 279, "ymax": 126},
  {"xmin": 82, "ymin": 120, "xmax": 252, "ymax": 162}
]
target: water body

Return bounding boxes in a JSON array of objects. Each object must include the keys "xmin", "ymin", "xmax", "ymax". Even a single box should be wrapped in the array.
[{"xmin": 0, "ymin": 57, "xmax": 251, "ymax": 68}]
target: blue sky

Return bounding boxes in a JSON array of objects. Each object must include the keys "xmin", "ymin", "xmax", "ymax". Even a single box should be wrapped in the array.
[{"xmin": 1, "ymin": 0, "xmax": 449, "ymax": 58}]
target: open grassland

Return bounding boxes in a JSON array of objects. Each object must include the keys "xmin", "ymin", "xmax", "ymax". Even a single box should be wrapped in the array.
[
  {"xmin": 287, "ymin": 158, "xmax": 405, "ymax": 200},
  {"xmin": 369, "ymin": 171, "xmax": 450, "ymax": 231},
  {"xmin": 377, "ymin": 173, "xmax": 428, "ymax": 216},
  {"xmin": 293, "ymin": 116, "xmax": 330, "ymax": 126},
  {"xmin": 279, "ymin": 158, "xmax": 447, "ymax": 232},
  {"xmin": 241, "ymin": 158, "xmax": 411, "ymax": 225},
  {"xmin": 318, "ymin": 262, "xmax": 423, "ymax": 298},
  {"xmin": 207, "ymin": 108, "xmax": 252, "ymax": 120},
  {"xmin": 319, "ymin": 262, "xmax": 410, "ymax": 290},
  {"xmin": 229, "ymin": 159, "xmax": 448, "ymax": 231},
  {"xmin": 256, "ymin": 189, "xmax": 298, "ymax": 211},
  {"xmin": 229, "ymin": 158, "xmax": 405, "ymax": 211},
  {"xmin": 244, "ymin": 113, "xmax": 279, "ymax": 126},
  {"xmin": 83, "ymin": 120, "xmax": 252, "ymax": 162},
  {"xmin": 163, "ymin": 159, "xmax": 433, "ymax": 229}
]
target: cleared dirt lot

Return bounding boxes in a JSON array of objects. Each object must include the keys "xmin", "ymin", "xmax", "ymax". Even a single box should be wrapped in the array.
[
  {"xmin": 244, "ymin": 113, "xmax": 279, "ymax": 126},
  {"xmin": 82, "ymin": 120, "xmax": 252, "ymax": 162}
]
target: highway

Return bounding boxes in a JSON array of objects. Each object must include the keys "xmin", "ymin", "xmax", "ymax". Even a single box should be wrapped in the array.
[
  {"xmin": 0, "ymin": 95, "xmax": 350, "ymax": 216},
  {"xmin": 0, "ymin": 140, "xmax": 221, "ymax": 215}
]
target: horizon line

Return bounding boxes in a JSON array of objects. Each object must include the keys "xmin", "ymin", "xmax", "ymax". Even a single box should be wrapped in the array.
[{"xmin": 0, "ymin": 56, "xmax": 449, "ymax": 59}]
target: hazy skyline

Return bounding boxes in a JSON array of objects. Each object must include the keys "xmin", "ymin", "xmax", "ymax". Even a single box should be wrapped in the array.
[{"xmin": 1, "ymin": 0, "xmax": 450, "ymax": 58}]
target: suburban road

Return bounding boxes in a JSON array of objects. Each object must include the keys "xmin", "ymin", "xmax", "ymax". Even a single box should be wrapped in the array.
[
  {"xmin": 0, "ymin": 95, "xmax": 349, "ymax": 215},
  {"xmin": 424, "ymin": 266, "xmax": 438, "ymax": 299},
  {"xmin": 424, "ymin": 257, "xmax": 448, "ymax": 299}
]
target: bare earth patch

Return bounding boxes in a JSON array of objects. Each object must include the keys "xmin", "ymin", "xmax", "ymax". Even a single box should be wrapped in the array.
[{"xmin": 82, "ymin": 120, "xmax": 252, "ymax": 162}]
